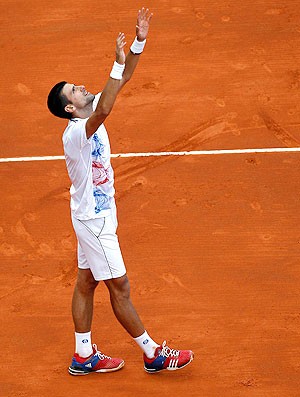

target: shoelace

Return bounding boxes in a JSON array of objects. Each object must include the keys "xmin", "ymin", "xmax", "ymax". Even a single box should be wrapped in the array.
[
  {"xmin": 93, "ymin": 344, "xmax": 112, "ymax": 360},
  {"xmin": 159, "ymin": 341, "xmax": 180, "ymax": 358}
]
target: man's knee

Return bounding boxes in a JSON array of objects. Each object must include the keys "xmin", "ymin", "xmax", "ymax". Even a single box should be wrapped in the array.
[{"xmin": 105, "ymin": 275, "xmax": 130, "ymax": 300}]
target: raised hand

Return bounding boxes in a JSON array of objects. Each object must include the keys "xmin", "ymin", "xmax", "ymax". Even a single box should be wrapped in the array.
[
  {"xmin": 136, "ymin": 8, "xmax": 153, "ymax": 42},
  {"xmin": 115, "ymin": 32, "xmax": 126, "ymax": 64}
]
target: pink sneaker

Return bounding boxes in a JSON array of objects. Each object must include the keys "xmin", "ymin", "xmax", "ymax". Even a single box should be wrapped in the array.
[
  {"xmin": 68, "ymin": 344, "xmax": 124, "ymax": 376},
  {"xmin": 144, "ymin": 341, "xmax": 194, "ymax": 373}
]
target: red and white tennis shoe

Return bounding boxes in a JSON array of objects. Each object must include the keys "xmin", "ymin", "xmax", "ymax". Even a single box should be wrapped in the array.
[
  {"xmin": 68, "ymin": 344, "xmax": 124, "ymax": 375},
  {"xmin": 143, "ymin": 341, "xmax": 194, "ymax": 373}
]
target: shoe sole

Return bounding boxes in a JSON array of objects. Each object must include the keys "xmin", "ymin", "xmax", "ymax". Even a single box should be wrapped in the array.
[
  {"xmin": 144, "ymin": 353, "xmax": 194, "ymax": 374},
  {"xmin": 68, "ymin": 361, "xmax": 125, "ymax": 376}
]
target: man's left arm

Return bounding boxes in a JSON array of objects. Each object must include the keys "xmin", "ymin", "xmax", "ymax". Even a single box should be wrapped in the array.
[{"xmin": 120, "ymin": 7, "xmax": 153, "ymax": 88}]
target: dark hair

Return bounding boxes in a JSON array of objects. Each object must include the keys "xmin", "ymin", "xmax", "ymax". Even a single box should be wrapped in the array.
[{"xmin": 47, "ymin": 81, "xmax": 72, "ymax": 119}]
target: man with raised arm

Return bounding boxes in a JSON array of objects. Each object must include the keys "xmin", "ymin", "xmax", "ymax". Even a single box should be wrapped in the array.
[{"xmin": 47, "ymin": 8, "xmax": 194, "ymax": 375}]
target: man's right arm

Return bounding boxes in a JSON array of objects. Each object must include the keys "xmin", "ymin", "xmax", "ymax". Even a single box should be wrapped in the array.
[
  {"xmin": 85, "ymin": 32, "xmax": 126, "ymax": 139},
  {"xmin": 85, "ymin": 8, "xmax": 153, "ymax": 139},
  {"xmin": 119, "ymin": 8, "xmax": 152, "ymax": 88}
]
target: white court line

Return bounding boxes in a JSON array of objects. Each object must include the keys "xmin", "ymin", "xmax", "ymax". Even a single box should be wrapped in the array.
[{"xmin": 1, "ymin": 147, "xmax": 300, "ymax": 163}]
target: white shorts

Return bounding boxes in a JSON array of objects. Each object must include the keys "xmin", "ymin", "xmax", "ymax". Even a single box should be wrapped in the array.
[{"xmin": 71, "ymin": 208, "xmax": 126, "ymax": 281}]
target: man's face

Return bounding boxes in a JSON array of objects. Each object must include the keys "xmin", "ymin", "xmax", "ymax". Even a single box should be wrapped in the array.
[{"xmin": 62, "ymin": 83, "xmax": 95, "ymax": 111}]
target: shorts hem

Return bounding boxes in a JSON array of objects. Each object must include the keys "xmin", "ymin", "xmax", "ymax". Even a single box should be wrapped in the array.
[
  {"xmin": 77, "ymin": 266, "xmax": 126, "ymax": 281},
  {"xmin": 93, "ymin": 270, "xmax": 126, "ymax": 282}
]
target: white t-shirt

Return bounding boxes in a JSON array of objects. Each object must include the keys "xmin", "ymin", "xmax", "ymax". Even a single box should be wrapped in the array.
[{"xmin": 62, "ymin": 93, "xmax": 115, "ymax": 220}]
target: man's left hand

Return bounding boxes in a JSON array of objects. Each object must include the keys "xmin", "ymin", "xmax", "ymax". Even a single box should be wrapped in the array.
[{"xmin": 136, "ymin": 8, "xmax": 153, "ymax": 42}]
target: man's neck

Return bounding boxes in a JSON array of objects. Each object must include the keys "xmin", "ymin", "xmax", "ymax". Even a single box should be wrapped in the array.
[{"xmin": 72, "ymin": 101, "xmax": 94, "ymax": 119}]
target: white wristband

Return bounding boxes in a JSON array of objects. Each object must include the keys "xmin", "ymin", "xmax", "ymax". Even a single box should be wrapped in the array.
[
  {"xmin": 130, "ymin": 37, "xmax": 146, "ymax": 55},
  {"xmin": 110, "ymin": 61, "xmax": 125, "ymax": 80}
]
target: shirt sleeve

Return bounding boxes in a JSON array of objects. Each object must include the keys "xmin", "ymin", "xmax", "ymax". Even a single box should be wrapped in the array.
[{"xmin": 92, "ymin": 93, "xmax": 101, "ymax": 111}]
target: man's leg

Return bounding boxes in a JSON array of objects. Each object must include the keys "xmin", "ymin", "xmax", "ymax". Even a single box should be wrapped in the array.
[
  {"xmin": 71, "ymin": 268, "xmax": 98, "ymax": 358},
  {"xmin": 69, "ymin": 268, "xmax": 125, "ymax": 375},
  {"xmin": 104, "ymin": 274, "xmax": 144, "ymax": 337},
  {"xmin": 72, "ymin": 268, "xmax": 99, "ymax": 333},
  {"xmin": 104, "ymin": 274, "xmax": 160, "ymax": 359}
]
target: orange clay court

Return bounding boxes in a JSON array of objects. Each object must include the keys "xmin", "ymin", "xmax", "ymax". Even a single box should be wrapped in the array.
[{"xmin": 1, "ymin": 0, "xmax": 300, "ymax": 396}]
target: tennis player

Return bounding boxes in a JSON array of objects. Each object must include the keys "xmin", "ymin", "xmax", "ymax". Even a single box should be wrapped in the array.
[{"xmin": 47, "ymin": 8, "xmax": 193, "ymax": 375}]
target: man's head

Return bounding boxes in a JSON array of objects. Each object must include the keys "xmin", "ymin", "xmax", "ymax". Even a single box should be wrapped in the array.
[
  {"xmin": 47, "ymin": 82, "xmax": 95, "ymax": 119},
  {"xmin": 47, "ymin": 81, "xmax": 71, "ymax": 119}
]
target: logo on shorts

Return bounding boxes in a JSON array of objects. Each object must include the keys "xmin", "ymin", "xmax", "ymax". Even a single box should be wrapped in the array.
[
  {"xmin": 143, "ymin": 339, "xmax": 149, "ymax": 345},
  {"xmin": 82, "ymin": 339, "xmax": 88, "ymax": 344}
]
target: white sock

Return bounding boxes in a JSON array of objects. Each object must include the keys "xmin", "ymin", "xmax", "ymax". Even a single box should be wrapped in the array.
[
  {"xmin": 134, "ymin": 331, "xmax": 159, "ymax": 359},
  {"xmin": 75, "ymin": 331, "xmax": 93, "ymax": 358}
]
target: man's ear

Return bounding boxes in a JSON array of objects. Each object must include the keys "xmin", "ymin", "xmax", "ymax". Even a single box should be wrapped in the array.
[{"xmin": 65, "ymin": 104, "xmax": 75, "ymax": 114}]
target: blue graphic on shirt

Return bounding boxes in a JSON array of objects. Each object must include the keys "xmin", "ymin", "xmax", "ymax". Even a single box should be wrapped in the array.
[
  {"xmin": 92, "ymin": 133, "xmax": 105, "ymax": 159},
  {"xmin": 91, "ymin": 133, "xmax": 110, "ymax": 214},
  {"xmin": 94, "ymin": 190, "xmax": 110, "ymax": 214}
]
